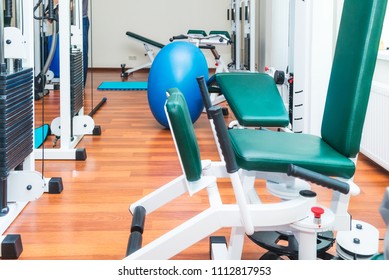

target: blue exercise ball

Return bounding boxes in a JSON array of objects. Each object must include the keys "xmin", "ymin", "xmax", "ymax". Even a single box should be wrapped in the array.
[{"xmin": 147, "ymin": 41, "xmax": 208, "ymax": 128}]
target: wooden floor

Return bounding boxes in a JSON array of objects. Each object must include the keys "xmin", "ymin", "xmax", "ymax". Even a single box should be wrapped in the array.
[{"xmin": 4, "ymin": 69, "xmax": 389, "ymax": 260}]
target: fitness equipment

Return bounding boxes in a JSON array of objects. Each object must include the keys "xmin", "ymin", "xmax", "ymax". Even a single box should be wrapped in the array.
[
  {"xmin": 218, "ymin": 0, "xmax": 305, "ymax": 132},
  {"xmin": 147, "ymin": 41, "xmax": 208, "ymax": 128},
  {"xmin": 125, "ymin": 0, "xmax": 385, "ymax": 261},
  {"xmin": 33, "ymin": 0, "xmax": 58, "ymax": 100},
  {"xmin": 34, "ymin": 0, "xmax": 105, "ymax": 161},
  {"xmin": 1, "ymin": 0, "xmax": 63, "ymax": 259},
  {"xmin": 335, "ymin": 220, "xmax": 380, "ymax": 260},
  {"xmin": 206, "ymin": 72, "xmax": 291, "ymax": 129},
  {"xmin": 125, "ymin": 88, "xmax": 350, "ymax": 260},
  {"xmin": 335, "ymin": 188, "xmax": 389, "ymax": 260},
  {"xmin": 228, "ymin": 0, "xmax": 256, "ymax": 71},
  {"xmin": 198, "ymin": 0, "xmax": 386, "ymax": 259},
  {"xmin": 170, "ymin": 30, "xmax": 231, "ymax": 74},
  {"xmin": 198, "ymin": 75, "xmax": 308, "ymax": 199},
  {"xmin": 121, "ymin": 31, "xmax": 165, "ymax": 79},
  {"xmin": 170, "ymin": 30, "xmax": 232, "ymax": 108}
]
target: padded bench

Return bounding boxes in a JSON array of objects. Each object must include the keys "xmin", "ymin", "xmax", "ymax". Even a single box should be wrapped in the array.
[{"xmin": 209, "ymin": 72, "xmax": 290, "ymax": 128}]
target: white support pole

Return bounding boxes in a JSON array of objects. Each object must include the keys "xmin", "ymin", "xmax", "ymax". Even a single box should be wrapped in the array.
[
  {"xmin": 234, "ymin": 0, "xmax": 242, "ymax": 70},
  {"xmin": 295, "ymin": 230, "xmax": 318, "ymax": 260},
  {"xmin": 58, "ymin": 0, "xmax": 72, "ymax": 151},
  {"xmin": 0, "ymin": 0, "xmax": 52, "ymax": 238},
  {"xmin": 34, "ymin": 0, "xmax": 94, "ymax": 160},
  {"xmin": 71, "ymin": 0, "xmax": 83, "ymax": 50},
  {"xmin": 249, "ymin": 0, "xmax": 256, "ymax": 71},
  {"xmin": 289, "ymin": 0, "xmax": 307, "ymax": 133},
  {"xmin": 22, "ymin": 0, "xmax": 36, "ymax": 171}
]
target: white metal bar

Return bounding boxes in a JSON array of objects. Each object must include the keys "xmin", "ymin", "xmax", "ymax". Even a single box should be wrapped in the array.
[
  {"xmin": 227, "ymin": 226, "xmax": 245, "ymax": 259},
  {"xmin": 59, "ymin": 0, "xmax": 72, "ymax": 150},
  {"xmin": 0, "ymin": 203, "xmax": 28, "ymax": 235},
  {"xmin": 129, "ymin": 175, "xmax": 188, "ymax": 215},
  {"xmin": 249, "ymin": 0, "xmax": 256, "ymax": 71}
]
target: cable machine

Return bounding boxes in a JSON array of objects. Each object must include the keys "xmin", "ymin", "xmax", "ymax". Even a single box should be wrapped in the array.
[
  {"xmin": 258, "ymin": 0, "xmax": 306, "ymax": 133},
  {"xmin": 34, "ymin": 0, "xmax": 105, "ymax": 161},
  {"xmin": 228, "ymin": 0, "xmax": 256, "ymax": 71},
  {"xmin": 0, "ymin": 0, "xmax": 63, "ymax": 259}
]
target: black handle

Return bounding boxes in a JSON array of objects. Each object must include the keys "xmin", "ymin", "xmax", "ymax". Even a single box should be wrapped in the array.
[
  {"xmin": 126, "ymin": 231, "xmax": 142, "ymax": 256},
  {"xmin": 126, "ymin": 206, "xmax": 146, "ymax": 256},
  {"xmin": 169, "ymin": 34, "xmax": 188, "ymax": 42},
  {"xmin": 287, "ymin": 164, "xmax": 350, "ymax": 194},
  {"xmin": 131, "ymin": 206, "xmax": 146, "ymax": 233},
  {"xmin": 199, "ymin": 45, "xmax": 216, "ymax": 50},
  {"xmin": 208, "ymin": 106, "xmax": 239, "ymax": 173},
  {"xmin": 196, "ymin": 76, "xmax": 212, "ymax": 119}
]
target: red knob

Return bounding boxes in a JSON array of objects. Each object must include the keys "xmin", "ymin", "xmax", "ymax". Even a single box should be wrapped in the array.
[{"xmin": 311, "ymin": 207, "xmax": 324, "ymax": 219}]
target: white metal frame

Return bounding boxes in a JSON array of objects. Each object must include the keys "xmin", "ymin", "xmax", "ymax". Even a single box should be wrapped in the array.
[
  {"xmin": 124, "ymin": 94, "xmax": 354, "ymax": 260},
  {"xmin": 124, "ymin": 40, "xmax": 159, "ymax": 76},
  {"xmin": 174, "ymin": 31, "xmax": 231, "ymax": 106},
  {"xmin": 230, "ymin": 0, "xmax": 256, "ymax": 72},
  {"xmin": 257, "ymin": 0, "xmax": 307, "ymax": 133},
  {"xmin": 0, "ymin": 0, "xmax": 55, "ymax": 238},
  {"xmin": 34, "ymin": 0, "xmax": 95, "ymax": 160}
]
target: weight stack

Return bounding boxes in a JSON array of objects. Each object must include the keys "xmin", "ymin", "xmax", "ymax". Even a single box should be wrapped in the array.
[
  {"xmin": 70, "ymin": 50, "xmax": 84, "ymax": 117},
  {"xmin": 0, "ymin": 68, "xmax": 34, "ymax": 214}
]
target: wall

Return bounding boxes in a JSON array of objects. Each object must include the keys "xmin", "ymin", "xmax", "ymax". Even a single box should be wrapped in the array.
[{"xmin": 89, "ymin": 0, "xmax": 231, "ymax": 68}]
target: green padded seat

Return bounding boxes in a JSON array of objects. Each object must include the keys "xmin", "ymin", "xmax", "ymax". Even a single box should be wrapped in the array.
[
  {"xmin": 229, "ymin": 129, "xmax": 356, "ymax": 179},
  {"xmin": 214, "ymin": 72, "xmax": 290, "ymax": 127}
]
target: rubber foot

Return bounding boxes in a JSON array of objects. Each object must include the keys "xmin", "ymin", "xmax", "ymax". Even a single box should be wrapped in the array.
[
  {"xmin": 1, "ymin": 234, "xmax": 23, "ymax": 259},
  {"xmin": 93, "ymin": 125, "xmax": 102, "ymax": 136},
  {"xmin": 209, "ymin": 236, "xmax": 227, "ymax": 260},
  {"xmin": 76, "ymin": 148, "xmax": 87, "ymax": 161},
  {"xmin": 48, "ymin": 177, "xmax": 64, "ymax": 194}
]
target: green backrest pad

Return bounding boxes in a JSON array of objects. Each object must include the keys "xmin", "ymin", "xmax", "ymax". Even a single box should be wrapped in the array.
[
  {"xmin": 165, "ymin": 88, "xmax": 202, "ymax": 182},
  {"xmin": 215, "ymin": 72, "xmax": 290, "ymax": 127},
  {"xmin": 321, "ymin": 0, "xmax": 387, "ymax": 158}
]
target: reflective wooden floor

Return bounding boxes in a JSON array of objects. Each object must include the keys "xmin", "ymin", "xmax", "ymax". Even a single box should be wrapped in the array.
[{"xmin": 4, "ymin": 69, "xmax": 389, "ymax": 260}]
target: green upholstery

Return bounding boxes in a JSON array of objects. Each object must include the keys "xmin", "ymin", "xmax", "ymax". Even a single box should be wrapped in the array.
[
  {"xmin": 321, "ymin": 0, "xmax": 387, "ymax": 158},
  {"xmin": 165, "ymin": 0, "xmax": 386, "ymax": 182},
  {"xmin": 165, "ymin": 88, "xmax": 202, "ymax": 182},
  {"xmin": 215, "ymin": 72, "xmax": 290, "ymax": 127},
  {"xmin": 187, "ymin": 30, "xmax": 208, "ymax": 37},
  {"xmin": 209, "ymin": 30, "xmax": 232, "ymax": 40},
  {"xmin": 227, "ymin": 0, "xmax": 387, "ymax": 179},
  {"xmin": 126, "ymin": 31, "xmax": 165, "ymax": 49},
  {"xmin": 229, "ymin": 129, "xmax": 356, "ymax": 178}
]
